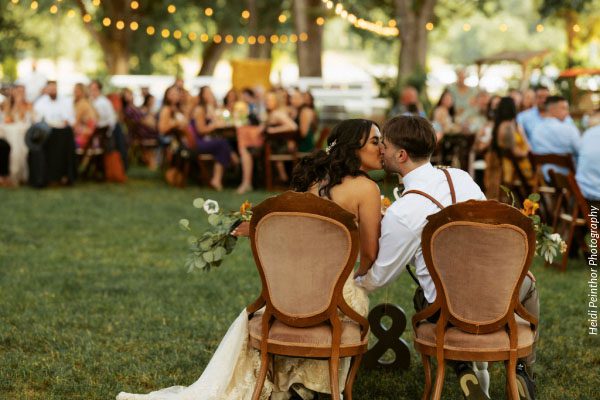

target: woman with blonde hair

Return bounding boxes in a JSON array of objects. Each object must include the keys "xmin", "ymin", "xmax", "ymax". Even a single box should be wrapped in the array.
[{"xmin": 72, "ymin": 83, "xmax": 98, "ymax": 149}]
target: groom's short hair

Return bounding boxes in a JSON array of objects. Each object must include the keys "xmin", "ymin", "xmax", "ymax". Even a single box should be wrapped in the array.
[{"xmin": 382, "ymin": 116, "xmax": 437, "ymax": 161}]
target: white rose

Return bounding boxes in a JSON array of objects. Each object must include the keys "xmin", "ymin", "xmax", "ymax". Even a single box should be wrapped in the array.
[
  {"xmin": 549, "ymin": 233, "xmax": 562, "ymax": 243},
  {"xmin": 203, "ymin": 199, "xmax": 220, "ymax": 214}
]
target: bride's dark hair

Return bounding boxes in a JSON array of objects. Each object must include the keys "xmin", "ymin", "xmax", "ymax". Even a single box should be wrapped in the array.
[{"xmin": 290, "ymin": 118, "xmax": 378, "ymax": 199}]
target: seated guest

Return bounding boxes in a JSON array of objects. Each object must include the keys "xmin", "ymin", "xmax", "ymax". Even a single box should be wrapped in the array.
[
  {"xmin": 289, "ymin": 89, "xmax": 318, "ymax": 152},
  {"xmin": 236, "ymin": 91, "xmax": 297, "ymax": 194},
  {"xmin": 521, "ymin": 89, "xmax": 536, "ymax": 112},
  {"xmin": 121, "ymin": 88, "xmax": 159, "ymax": 169},
  {"xmin": 141, "ymin": 94, "xmax": 157, "ymax": 116},
  {"xmin": 484, "ymin": 97, "xmax": 531, "ymax": 200},
  {"xmin": 191, "ymin": 86, "xmax": 234, "ymax": 191},
  {"xmin": 33, "ymin": 81, "xmax": 73, "ymax": 127},
  {"xmin": 2, "ymin": 84, "xmax": 33, "ymax": 124},
  {"xmin": 388, "ymin": 86, "xmax": 426, "ymax": 118},
  {"xmin": 89, "ymin": 80, "xmax": 117, "ymax": 130},
  {"xmin": 0, "ymin": 138, "xmax": 11, "ymax": 186},
  {"xmin": 517, "ymin": 86, "xmax": 549, "ymax": 139},
  {"xmin": 72, "ymin": 83, "xmax": 98, "ymax": 149},
  {"xmin": 530, "ymin": 96, "xmax": 581, "ymax": 179},
  {"xmin": 576, "ymin": 125, "xmax": 600, "ymax": 210},
  {"xmin": 240, "ymin": 87, "xmax": 261, "ymax": 125},
  {"xmin": 431, "ymin": 89, "xmax": 460, "ymax": 141},
  {"xmin": 1, "ymin": 85, "xmax": 33, "ymax": 184},
  {"xmin": 222, "ymin": 89, "xmax": 238, "ymax": 116}
]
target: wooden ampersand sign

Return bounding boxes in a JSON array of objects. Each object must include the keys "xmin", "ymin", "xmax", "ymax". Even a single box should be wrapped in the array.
[{"xmin": 362, "ymin": 303, "xmax": 411, "ymax": 371}]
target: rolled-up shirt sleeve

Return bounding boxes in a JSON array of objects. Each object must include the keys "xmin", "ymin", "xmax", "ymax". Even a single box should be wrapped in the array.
[{"xmin": 355, "ymin": 211, "xmax": 420, "ymax": 292}]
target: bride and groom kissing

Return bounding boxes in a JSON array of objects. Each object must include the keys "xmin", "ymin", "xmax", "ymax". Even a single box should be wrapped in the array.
[{"xmin": 118, "ymin": 116, "xmax": 539, "ymax": 400}]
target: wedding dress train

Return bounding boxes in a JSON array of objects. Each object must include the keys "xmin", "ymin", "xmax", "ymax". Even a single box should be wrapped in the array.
[{"xmin": 117, "ymin": 276, "xmax": 369, "ymax": 400}]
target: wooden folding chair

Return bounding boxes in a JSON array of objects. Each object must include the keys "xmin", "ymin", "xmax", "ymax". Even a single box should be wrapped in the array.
[
  {"xmin": 247, "ymin": 191, "xmax": 369, "ymax": 400},
  {"xmin": 123, "ymin": 117, "xmax": 159, "ymax": 167},
  {"xmin": 77, "ymin": 126, "xmax": 109, "ymax": 180},
  {"xmin": 263, "ymin": 130, "xmax": 299, "ymax": 191},
  {"xmin": 528, "ymin": 153, "xmax": 576, "ymax": 222},
  {"xmin": 547, "ymin": 171, "xmax": 590, "ymax": 271},
  {"xmin": 505, "ymin": 153, "xmax": 533, "ymax": 204},
  {"xmin": 413, "ymin": 200, "xmax": 537, "ymax": 400}
]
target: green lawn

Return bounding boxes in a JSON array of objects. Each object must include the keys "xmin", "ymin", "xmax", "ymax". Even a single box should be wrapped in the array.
[{"xmin": 0, "ymin": 168, "xmax": 597, "ymax": 399}]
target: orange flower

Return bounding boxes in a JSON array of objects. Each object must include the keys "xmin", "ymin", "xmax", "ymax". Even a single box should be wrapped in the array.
[
  {"xmin": 521, "ymin": 199, "xmax": 539, "ymax": 216},
  {"xmin": 381, "ymin": 196, "xmax": 391, "ymax": 208},
  {"xmin": 240, "ymin": 200, "xmax": 252, "ymax": 215}
]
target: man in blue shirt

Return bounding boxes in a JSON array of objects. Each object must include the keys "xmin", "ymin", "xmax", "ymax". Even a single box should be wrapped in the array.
[
  {"xmin": 576, "ymin": 124, "xmax": 600, "ymax": 210},
  {"xmin": 530, "ymin": 96, "xmax": 581, "ymax": 179},
  {"xmin": 517, "ymin": 86, "xmax": 549, "ymax": 139}
]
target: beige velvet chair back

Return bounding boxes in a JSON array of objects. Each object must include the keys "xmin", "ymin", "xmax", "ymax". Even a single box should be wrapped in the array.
[
  {"xmin": 422, "ymin": 200, "xmax": 536, "ymax": 334},
  {"xmin": 250, "ymin": 191, "xmax": 359, "ymax": 327}
]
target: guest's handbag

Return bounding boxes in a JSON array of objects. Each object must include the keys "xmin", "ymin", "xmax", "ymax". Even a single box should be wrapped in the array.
[{"xmin": 104, "ymin": 150, "xmax": 127, "ymax": 183}]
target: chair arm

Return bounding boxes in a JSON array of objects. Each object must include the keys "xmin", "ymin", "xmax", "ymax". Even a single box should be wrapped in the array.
[
  {"xmin": 338, "ymin": 299, "xmax": 369, "ymax": 340},
  {"xmin": 411, "ymin": 301, "xmax": 441, "ymax": 332},
  {"xmin": 246, "ymin": 294, "xmax": 266, "ymax": 318},
  {"xmin": 515, "ymin": 302, "xmax": 538, "ymax": 330}
]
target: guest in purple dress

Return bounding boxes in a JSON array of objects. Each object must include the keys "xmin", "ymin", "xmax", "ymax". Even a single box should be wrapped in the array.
[{"xmin": 191, "ymin": 86, "xmax": 234, "ymax": 191}]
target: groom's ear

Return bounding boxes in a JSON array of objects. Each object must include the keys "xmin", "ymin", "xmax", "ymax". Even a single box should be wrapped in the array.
[{"xmin": 397, "ymin": 149, "xmax": 409, "ymax": 164}]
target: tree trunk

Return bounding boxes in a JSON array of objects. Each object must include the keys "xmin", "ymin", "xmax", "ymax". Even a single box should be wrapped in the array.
[
  {"xmin": 199, "ymin": 41, "xmax": 230, "ymax": 76},
  {"xmin": 246, "ymin": 0, "xmax": 262, "ymax": 58},
  {"xmin": 103, "ymin": 41, "xmax": 130, "ymax": 74},
  {"xmin": 564, "ymin": 10, "xmax": 576, "ymax": 68},
  {"xmin": 293, "ymin": 0, "xmax": 323, "ymax": 77},
  {"xmin": 395, "ymin": 0, "xmax": 436, "ymax": 86}
]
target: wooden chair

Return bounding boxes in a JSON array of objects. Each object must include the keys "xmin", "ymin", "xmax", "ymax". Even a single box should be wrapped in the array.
[
  {"xmin": 123, "ymin": 117, "xmax": 159, "ymax": 167},
  {"xmin": 436, "ymin": 134, "xmax": 476, "ymax": 172},
  {"xmin": 77, "ymin": 126, "xmax": 110, "ymax": 180},
  {"xmin": 547, "ymin": 171, "xmax": 590, "ymax": 271},
  {"xmin": 263, "ymin": 130, "xmax": 299, "ymax": 191},
  {"xmin": 247, "ymin": 191, "xmax": 369, "ymax": 400},
  {"xmin": 412, "ymin": 200, "xmax": 537, "ymax": 400},
  {"xmin": 528, "ymin": 153, "xmax": 576, "ymax": 221},
  {"xmin": 504, "ymin": 153, "xmax": 533, "ymax": 204}
]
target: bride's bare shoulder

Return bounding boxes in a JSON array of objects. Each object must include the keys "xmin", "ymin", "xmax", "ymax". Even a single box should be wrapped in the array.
[{"xmin": 340, "ymin": 176, "xmax": 380, "ymax": 198}]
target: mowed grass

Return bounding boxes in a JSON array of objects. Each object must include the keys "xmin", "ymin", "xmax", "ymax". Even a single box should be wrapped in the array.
[{"xmin": 0, "ymin": 168, "xmax": 597, "ymax": 399}]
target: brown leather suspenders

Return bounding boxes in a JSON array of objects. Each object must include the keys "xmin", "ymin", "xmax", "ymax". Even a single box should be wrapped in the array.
[{"xmin": 402, "ymin": 168, "xmax": 457, "ymax": 209}]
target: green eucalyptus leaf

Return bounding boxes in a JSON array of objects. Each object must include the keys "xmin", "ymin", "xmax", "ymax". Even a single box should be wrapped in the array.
[
  {"xmin": 528, "ymin": 193, "xmax": 540, "ymax": 202},
  {"xmin": 194, "ymin": 257, "xmax": 207, "ymax": 269},
  {"xmin": 200, "ymin": 238, "xmax": 214, "ymax": 251},
  {"xmin": 203, "ymin": 251, "xmax": 215, "ymax": 263},
  {"xmin": 193, "ymin": 198, "xmax": 205, "ymax": 208},
  {"xmin": 213, "ymin": 246, "xmax": 226, "ymax": 261},
  {"xmin": 179, "ymin": 219, "xmax": 191, "ymax": 231},
  {"xmin": 208, "ymin": 214, "xmax": 221, "ymax": 226}
]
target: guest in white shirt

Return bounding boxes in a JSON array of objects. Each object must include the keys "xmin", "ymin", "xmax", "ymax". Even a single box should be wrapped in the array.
[
  {"xmin": 33, "ymin": 81, "xmax": 74, "ymax": 128},
  {"xmin": 89, "ymin": 80, "xmax": 117, "ymax": 129},
  {"xmin": 355, "ymin": 115, "xmax": 539, "ymax": 400}
]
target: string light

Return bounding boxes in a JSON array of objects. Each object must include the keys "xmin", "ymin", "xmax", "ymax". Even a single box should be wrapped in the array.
[
  {"xmin": 173, "ymin": 29, "xmax": 182, "ymax": 39},
  {"xmin": 290, "ymin": 33, "xmax": 298, "ymax": 43},
  {"xmin": 270, "ymin": 34, "xmax": 279, "ymax": 44},
  {"xmin": 257, "ymin": 35, "xmax": 266, "ymax": 44},
  {"xmin": 161, "ymin": 28, "xmax": 170, "ymax": 38},
  {"xmin": 299, "ymin": 32, "xmax": 308, "ymax": 41},
  {"xmin": 325, "ymin": 0, "xmax": 399, "ymax": 36},
  {"xmin": 499, "ymin": 23, "xmax": 508, "ymax": 32},
  {"xmin": 463, "ymin": 23, "xmax": 471, "ymax": 32},
  {"xmin": 116, "ymin": 20, "xmax": 125, "ymax": 30},
  {"xmin": 188, "ymin": 32, "xmax": 197, "ymax": 41},
  {"xmin": 204, "ymin": 7, "xmax": 213, "ymax": 16},
  {"xmin": 248, "ymin": 35, "xmax": 256, "ymax": 44},
  {"xmin": 326, "ymin": 1, "xmax": 333, "ymax": 10},
  {"xmin": 130, "ymin": 1, "xmax": 139, "ymax": 10},
  {"xmin": 67, "ymin": 9, "xmax": 76, "ymax": 18},
  {"xmin": 237, "ymin": 36, "xmax": 245, "ymax": 44},
  {"xmin": 92, "ymin": 0, "xmax": 100, "ymax": 6},
  {"xmin": 200, "ymin": 33, "xmax": 209, "ymax": 42},
  {"xmin": 573, "ymin": 24, "xmax": 580, "ymax": 32},
  {"xmin": 241, "ymin": 10, "xmax": 250, "ymax": 19},
  {"xmin": 83, "ymin": 14, "xmax": 92, "ymax": 23},
  {"xmin": 130, "ymin": 21, "xmax": 139, "ymax": 31},
  {"xmin": 278, "ymin": 14, "xmax": 287, "ymax": 23},
  {"xmin": 425, "ymin": 22, "xmax": 434, "ymax": 31},
  {"xmin": 280, "ymin": 34, "xmax": 288, "ymax": 44},
  {"xmin": 102, "ymin": 17, "xmax": 111, "ymax": 26},
  {"xmin": 167, "ymin": 4, "xmax": 176, "ymax": 14},
  {"xmin": 146, "ymin": 26, "xmax": 155, "ymax": 35},
  {"xmin": 536, "ymin": 24, "xmax": 544, "ymax": 32},
  {"xmin": 30, "ymin": 1, "xmax": 38, "ymax": 10},
  {"xmin": 213, "ymin": 34, "xmax": 222, "ymax": 43},
  {"xmin": 50, "ymin": 4, "xmax": 58, "ymax": 14},
  {"xmin": 11, "ymin": 0, "xmax": 19, "ymax": 4},
  {"xmin": 225, "ymin": 34, "xmax": 234, "ymax": 43},
  {"xmin": 316, "ymin": 17, "xmax": 325, "ymax": 26}
]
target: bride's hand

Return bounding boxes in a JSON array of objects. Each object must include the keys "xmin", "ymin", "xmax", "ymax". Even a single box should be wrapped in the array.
[{"xmin": 231, "ymin": 221, "xmax": 250, "ymax": 237}]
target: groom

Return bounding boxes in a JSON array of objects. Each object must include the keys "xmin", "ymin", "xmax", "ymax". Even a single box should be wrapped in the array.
[{"xmin": 355, "ymin": 116, "xmax": 539, "ymax": 400}]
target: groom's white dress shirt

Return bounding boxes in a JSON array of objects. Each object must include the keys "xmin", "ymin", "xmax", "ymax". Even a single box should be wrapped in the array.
[{"xmin": 355, "ymin": 162, "xmax": 486, "ymax": 303}]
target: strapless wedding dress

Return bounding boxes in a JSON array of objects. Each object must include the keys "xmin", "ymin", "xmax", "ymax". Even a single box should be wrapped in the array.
[{"xmin": 117, "ymin": 276, "xmax": 369, "ymax": 400}]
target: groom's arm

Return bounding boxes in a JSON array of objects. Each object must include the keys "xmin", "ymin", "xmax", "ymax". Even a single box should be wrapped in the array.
[{"xmin": 355, "ymin": 215, "xmax": 420, "ymax": 292}]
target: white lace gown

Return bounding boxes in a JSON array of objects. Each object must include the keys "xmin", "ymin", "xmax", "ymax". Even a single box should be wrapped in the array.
[
  {"xmin": 0, "ymin": 121, "xmax": 30, "ymax": 184},
  {"xmin": 116, "ymin": 277, "xmax": 369, "ymax": 400}
]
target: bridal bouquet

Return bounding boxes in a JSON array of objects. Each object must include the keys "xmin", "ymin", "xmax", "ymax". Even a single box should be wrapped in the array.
[
  {"xmin": 179, "ymin": 198, "xmax": 253, "ymax": 271},
  {"xmin": 502, "ymin": 187, "xmax": 567, "ymax": 263}
]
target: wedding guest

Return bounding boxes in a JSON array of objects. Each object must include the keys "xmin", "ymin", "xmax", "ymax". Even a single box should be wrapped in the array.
[
  {"xmin": 509, "ymin": 88, "xmax": 523, "ymax": 111},
  {"xmin": 521, "ymin": 89, "xmax": 536, "ymax": 112},
  {"xmin": 241, "ymin": 88, "xmax": 261, "ymax": 125},
  {"xmin": 449, "ymin": 69, "xmax": 476, "ymax": 122},
  {"xmin": 530, "ymin": 96, "xmax": 580, "ymax": 179},
  {"xmin": 121, "ymin": 88, "xmax": 159, "ymax": 169},
  {"xmin": 33, "ymin": 81, "xmax": 73, "ymax": 127},
  {"xmin": 158, "ymin": 85, "xmax": 189, "ymax": 139},
  {"xmin": 356, "ymin": 115, "xmax": 539, "ymax": 400},
  {"xmin": 235, "ymin": 91, "xmax": 297, "ymax": 194},
  {"xmin": 484, "ymin": 97, "xmax": 531, "ymax": 200},
  {"xmin": 89, "ymin": 80, "xmax": 117, "ymax": 129},
  {"xmin": 517, "ymin": 86, "xmax": 549, "ymax": 139},
  {"xmin": 223, "ymin": 89, "xmax": 238, "ymax": 115},
  {"xmin": 2, "ymin": 85, "xmax": 33, "ymax": 124},
  {"xmin": 576, "ymin": 125, "xmax": 600, "ymax": 210},
  {"xmin": 0, "ymin": 138, "xmax": 11, "ymax": 186},
  {"xmin": 431, "ymin": 89, "xmax": 459, "ymax": 141},
  {"xmin": 289, "ymin": 89, "xmax": 318, "ymax": 153},
  {"xmin": 389, "ymin": 86, "xmax": 426, "ymax": 118},
  {"xmin": 191, "ymin": 86, "xmax": 234, "ymax": 191},
  {"xmin": 0, "ymin": 85, "xmax": 32, "ymax": 184},
  {"xmin": 141, "ymin": 94, "xmax": 156, "ymax": 116},
  {"xmin": 72, "ymin": 83, "xmax": 98, "ymax": 149}
]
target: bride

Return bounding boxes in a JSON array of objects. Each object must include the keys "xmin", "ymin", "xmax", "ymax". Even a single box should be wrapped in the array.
[{"xmin": 117, "ymin": 119, "xmax": 383, "ymax": 400}]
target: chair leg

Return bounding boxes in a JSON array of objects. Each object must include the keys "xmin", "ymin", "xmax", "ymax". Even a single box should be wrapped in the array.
[
  {"xmin": 506, "ymin": 357, "xmax": 519, "ymax": 400},
  {"xmin": 343, "ymin": 354, "xmax": 363, "ymax": 400},
  {"xmin": 329, "ymin": 356, "xmax": 341, "ymax": 400},
  {"xmin": 421, "ymin": 354, "xmax": 432, "ymax": 400},
  {"xmin": 432, "ymin": 356, "xmax": 445, "ymax": 400},
  {"xmin": 251, "ymin": 352, "xmax": 271, "ymax": 400},
  {"xmin": 561, "ymin": 212, "xmax": 578, "ymax": 271}
]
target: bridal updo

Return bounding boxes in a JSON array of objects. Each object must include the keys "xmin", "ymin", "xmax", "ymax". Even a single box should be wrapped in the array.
[{"xmin": 290, "ymin": 118, "xmax": 378, "ymax": 199}]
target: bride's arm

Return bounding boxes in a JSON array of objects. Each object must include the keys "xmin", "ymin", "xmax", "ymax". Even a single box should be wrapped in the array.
[{"xmin": 355, "ymin": 179, "xmax": 381, "ymax": 277}]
